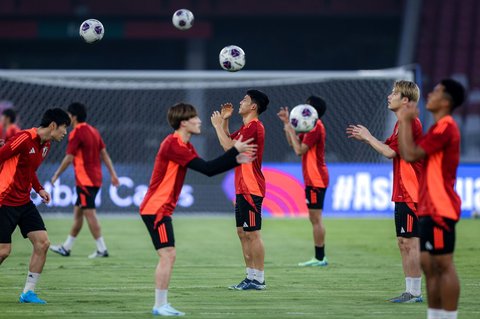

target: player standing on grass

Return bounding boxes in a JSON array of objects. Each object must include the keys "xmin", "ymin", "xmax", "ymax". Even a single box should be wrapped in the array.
[
  {"xmin": 398, "ymin": 79, "xmax": 465, "ymax": 319},
  {"xmin": 0, "ymin": 109, "xmax": 21, "ymax": 144},
  {"xmin": 277, "ymin": 96, "xmax": 329, "ymax": 267},
  {"xmin": 347, "ymin": 80, "xmax": 424, "ymax": 303},
  {"xmin": 141, "ymin": 102, "xmax": 256, "ymax": 316},
  {"xmin": 0, "ymin": 108, "xmax": 70, "ymax": 304},
  {"xmin": 50, "ymin": 103, "xmax": 119, "ymax": 258},
  {"xmin": 211, "ymin": 89, "xmax": 269, "ymax": 290}
]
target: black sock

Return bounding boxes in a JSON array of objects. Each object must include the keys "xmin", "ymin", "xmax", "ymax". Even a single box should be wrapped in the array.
[{"xmin": 315, "ymin": 245, "xmax": 325, "ymax": 260}]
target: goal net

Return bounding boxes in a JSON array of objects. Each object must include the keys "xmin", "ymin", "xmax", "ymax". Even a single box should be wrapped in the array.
[{"xmin": 0, "ymin": 67, "xmax": 414, "ymax": 213}]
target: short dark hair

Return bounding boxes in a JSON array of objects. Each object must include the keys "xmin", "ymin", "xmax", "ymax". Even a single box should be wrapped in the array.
[
  {"xmin": 440, "ymin": 79, "xmax": 465, "ymax": 112},
  {"xmin": 67, "ymin": 102, "xmax": 87, "ymax": 122},
  {"xmin": 247, "ymin": 89, "xmax": 269, "ymax": 115},
  {"xmin": 40, "ymin": 108, "xmax": 71, "ymax": 128},
  {"xmin": 306, "ymin": 95, "xmax": 327, "ymax": 118},
  {"xmin": 2, "ymin": 108, "xmax": 16, "ymax": 123},
  {"xmin": 167, "ymin": 102, "xmax": 198, "ymax": 130}
]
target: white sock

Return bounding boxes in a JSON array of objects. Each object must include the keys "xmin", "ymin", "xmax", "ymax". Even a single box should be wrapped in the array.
[
  {"xmin": 95, "ymin": 237, "xmax": 107, "ymax": 252},
  {"xmin": 405, "ymin": 277, "xmax": 412, "ymax": 293},
  {"xmin": 410, "ymin": 277, "xmax": 422, "ymax": 296},
  {"xmin": 154, "ymin": 289, "xmax": 167, "ymax": 308},
  {"xmin": 246, "ymin": 267, "xmax": 255, "ymax": 280},
  {"xmin": 444, "ymin": 310, "xmax": 458, "ymax": 319},
  {"xmin": 23, "ymin": 272, "xmax": 40, "ymax": 293},
  {"xmin": 427, "ymin": 308, "xmax": 444, "ymax": 319},
  {"xmin": 63, "ymin": 235, "xmax": 76, "ymax": 251},
  {"xmin": 254, "ymin": 269, "xmax": 264, "ymax": 283}
]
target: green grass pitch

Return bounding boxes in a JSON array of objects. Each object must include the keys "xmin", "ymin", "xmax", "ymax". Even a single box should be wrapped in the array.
[{"xmin": 1, "ymin": 217, "xmax": 479, "ymax": 319}]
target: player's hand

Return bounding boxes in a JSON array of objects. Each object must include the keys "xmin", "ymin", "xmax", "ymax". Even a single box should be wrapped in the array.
[
  {"xmin": 233, "ymin": 135, "xmax": 257, "ymax": 154},
  {"xmin": 236, "ymin": 153, "xmax": 256, "ymax": 164},
  {"xmin": 277, "ymin": 107, "xmax": 290, "ymax": 124},
  {"xmin": 210, "ymin": 111, "xmax": 223, "ymax": 128},
  {"xmin": 346, "ymin": 124, "xmax": 373, "ymax": 142},
  {"xmin": 111, "ymin": 175, "xmax": 120, "ymax": 187},
  {"xmin": 0, "ymin": 139, "xmax": 4, "ymax": 147},
  {"xmin": 220, "ymin": 103, "xmax": 234, "ymax": 120},
  {"xmin": 39, "ymin": 189, "xmax": 51, "ymax": 204},
  {"xmin": 398, "ymin": 101, "xmax": 418, "ymax": 122}
]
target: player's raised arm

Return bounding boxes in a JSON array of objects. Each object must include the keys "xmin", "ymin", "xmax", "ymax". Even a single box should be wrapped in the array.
[
  {"xmin": 211, "ymin": 110, "xmax": 235, "ymax": 151},
  {"xmin": 346, "ymin": 124, "xmax": 396, "ymax": 159},
  {"xmin": 277, "ymin": 106, "xmax": 294, "ymax": 147}
]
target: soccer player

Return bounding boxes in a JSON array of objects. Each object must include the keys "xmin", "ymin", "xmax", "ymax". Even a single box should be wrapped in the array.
[
  {"xmin": 141, "ymin": 102, "xmax": 256, "ymax": 316},
  {"xmin": 0, "ymin": 108, "xmax": 21, "ymax": 144},
  {"xmin": 398, "ymin": 79, "xmax": 465, "ymax": 319},
  {"xmin": 0, "ymin": 108, "xmax": 70, "ymax": 304},
  {"xmin": 277, "ymin": 96, "xmax": 329, "ymax": 267},
  {"xmin": 49, "ymin": 102, "xmax": 119, "ymax": 258},
  {"xmin": 211, "ymin": 89, "xmax": 269, "ymax": 290},
  {"xmin": 346, "ymin": 80, "xmax": 424, "ymax": 303}
]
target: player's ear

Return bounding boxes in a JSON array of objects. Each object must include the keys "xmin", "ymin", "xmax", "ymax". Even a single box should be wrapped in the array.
[{"xmin": 49, "ymin": 121, "xmax": 58, "ymax": 131}]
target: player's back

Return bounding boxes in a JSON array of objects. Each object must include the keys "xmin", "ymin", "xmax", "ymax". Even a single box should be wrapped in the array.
[{"xmin": 68, "ymin": 123, "xmax": 105, "ymax": 187}]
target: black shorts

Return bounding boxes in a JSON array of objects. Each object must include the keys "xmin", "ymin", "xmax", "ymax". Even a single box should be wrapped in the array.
[
  {"xmin": 305, "ymin": 186, "xmax": 327, "ymax": 209},
  {"xmin": 0, "ymin": 201, "xmax": 46, "ymax": 243},
  {"xmin": 75, "ymin": 186, "xmax": 100, "ymax": 209},
  {"xmin": 142, "ymin": 215, "xmax": 175, "ymax": 250},
  {"xmin": 394, "ymin": 202, "xmax": 419, "ymax": 238},
  {"xmin": 419, "ymin": 216, "xmax": 456, "ymax": 255},
  {"xmin": 235, "ymin": 194, "xmax": 263, "ymax": 231}
]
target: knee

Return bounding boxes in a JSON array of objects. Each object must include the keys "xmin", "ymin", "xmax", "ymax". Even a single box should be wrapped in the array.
[
  {"xmin": 237, "ymin": 228, "xmax": 246, "ymax": 239},
  {"xmin": 160, "ymin": 249, "xmax": 176, "ymax": 265},
  {"xmin": 35, "ymin": 239, "xmax": 50, "ymax": 254}
]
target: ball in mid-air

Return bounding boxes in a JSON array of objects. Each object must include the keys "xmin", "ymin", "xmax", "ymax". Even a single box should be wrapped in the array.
[
  {"xmin": 219, "ymin": 45, "xmax": 246, "ymax": 72},
  {"xmin": 172, "ymin": 9, "xmax": 194, "ymax": 30},
  {"xmin": 289, "ymin": 104, "xmax": 319, "ymax": 133},
  {"xmin": 79, "ymin": 19, "xmax": 104, "ymax": 43}
]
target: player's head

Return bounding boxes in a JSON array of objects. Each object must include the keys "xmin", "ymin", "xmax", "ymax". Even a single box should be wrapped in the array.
[
  {"xmin": 168, "ymin": 102, "xmax": 201, "ymax": 134},
  {"xmin": 388, "ymin": 80, "xmax": 420, "ymax": 111},
  {"xmin": 426, "ymin": 79, "xmax": 465, "ymax": 113},
  {"xmin": 1, "ymin": 108, "xmax": 16, "ymax": 126},
  {"xmin": 39, "ymin": 108, "xmax": 71, "ymax": 141},
  {"xmin": 240, "ymin": 89, "xmax": 269, "ymax": 116},
  {"xmin": 67, "ymin": 102, "xmax": 87, "ymax": 123},
  {"xmin": 306, "ymin": 95, "xmax": 326, "ymax": 118}
]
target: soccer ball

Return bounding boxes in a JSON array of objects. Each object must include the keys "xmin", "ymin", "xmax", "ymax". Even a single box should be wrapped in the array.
[
  {"xmin": 289, "ymin": 104, "xmax": 318, "ymax": 133},
  {"xmin": 172, "ymin": 9, "xmax": 194, "ymax": 30},
  {"xmin": 219, "ymin": 45, "xmax": 246, "ymax": 72},
  {"xmin": 79, "ymin": 19, "xmax": 104, "ymax": 43}
]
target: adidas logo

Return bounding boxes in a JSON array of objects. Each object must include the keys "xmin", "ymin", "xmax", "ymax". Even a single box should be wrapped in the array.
[
  {"xmin": 306, "ymin": 199, "xmax": 310, "ymax": 204},
  {"xmin": 243, "ymin": 222, "xmax": 248, "ymax": 227},
  {"xmin": 29, "ymin": 148, "xmax": 35, "ymax": 154},
  {"xmin": 400, "ymin": 227, "xmax": 405, "ymax": 234},
  {"xmin": 425, "ymin": 241, "xmax": 433, "ymax": 251}
]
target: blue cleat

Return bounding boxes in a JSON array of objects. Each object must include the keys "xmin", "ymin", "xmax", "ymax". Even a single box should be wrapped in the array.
[
  {"xmin": 19, "ymin": 291, "xmax": 47, "ymax": 304},
  {"xmin": 239, "ymin": 279, "xmax": 266, "ymax": 290},
  {"xmin": 152, "ymin": 303, "xmax": 185, "ymax": 316},
  {"xmin": 388, "ymin": 292, "xmax": 423, "ymax": 303},
  {"xmin": 228, "ymin": 278, "xmax": 252, "ymax": 290}
]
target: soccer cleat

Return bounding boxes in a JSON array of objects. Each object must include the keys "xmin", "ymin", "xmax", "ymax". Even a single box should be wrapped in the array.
[
  {"xmin": 228, "ymin": 278, "xmax": 252, "ymax": 290},
  {"xmin": 88, "ymin": 250, "xmax": 109, "ymax": 258},
  {"xmin": 49, "ymin": 245, "xmax": 70, "ymax": 257},
  {"xmin": 240, "ymin": 279, "xmax": 266, "ymax": 290},
  {"xmin": 152, "ymin": 303, "xmax": 185, "ymax": 316},
  {"xmin": 388, "ymin": 292, "xmax": 423, "ymax": 303},
  {"xmin": 19, "ymin": 291, "xmax": 47, "ymax": 304},
  {"xmin": 298, "ymin": 257, "xmax": 328, "ymax": 267}
]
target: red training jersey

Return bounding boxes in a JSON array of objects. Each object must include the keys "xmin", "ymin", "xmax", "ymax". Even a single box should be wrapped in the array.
[
  {"xmin": 140, "ymin": 133, "xmax": 198, "ymax": 222},
  {"xmin": 231, "ymin": 119, "xmax": 265, "ymax": 197},
  {"xmin": 385, "ymin": 118, "xmax": 423, "ymax": 205},
  {"xmin": 417, "ymin": 115, "xmax": 461, "ymax": 222},
  {"xmin": 0, "ymin": 124, "xmax": 21, "ymax": 142},
  {"xmin": 66, "ymin": 122, "xmax": 105, "ymax": 187},
  {"xmin": 0, "ymin": 128, "xmax": 50, "ymax": 206},
  {"xmin": 298, "ymin": 119, "xmax": 329, "ymax": 188}
]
